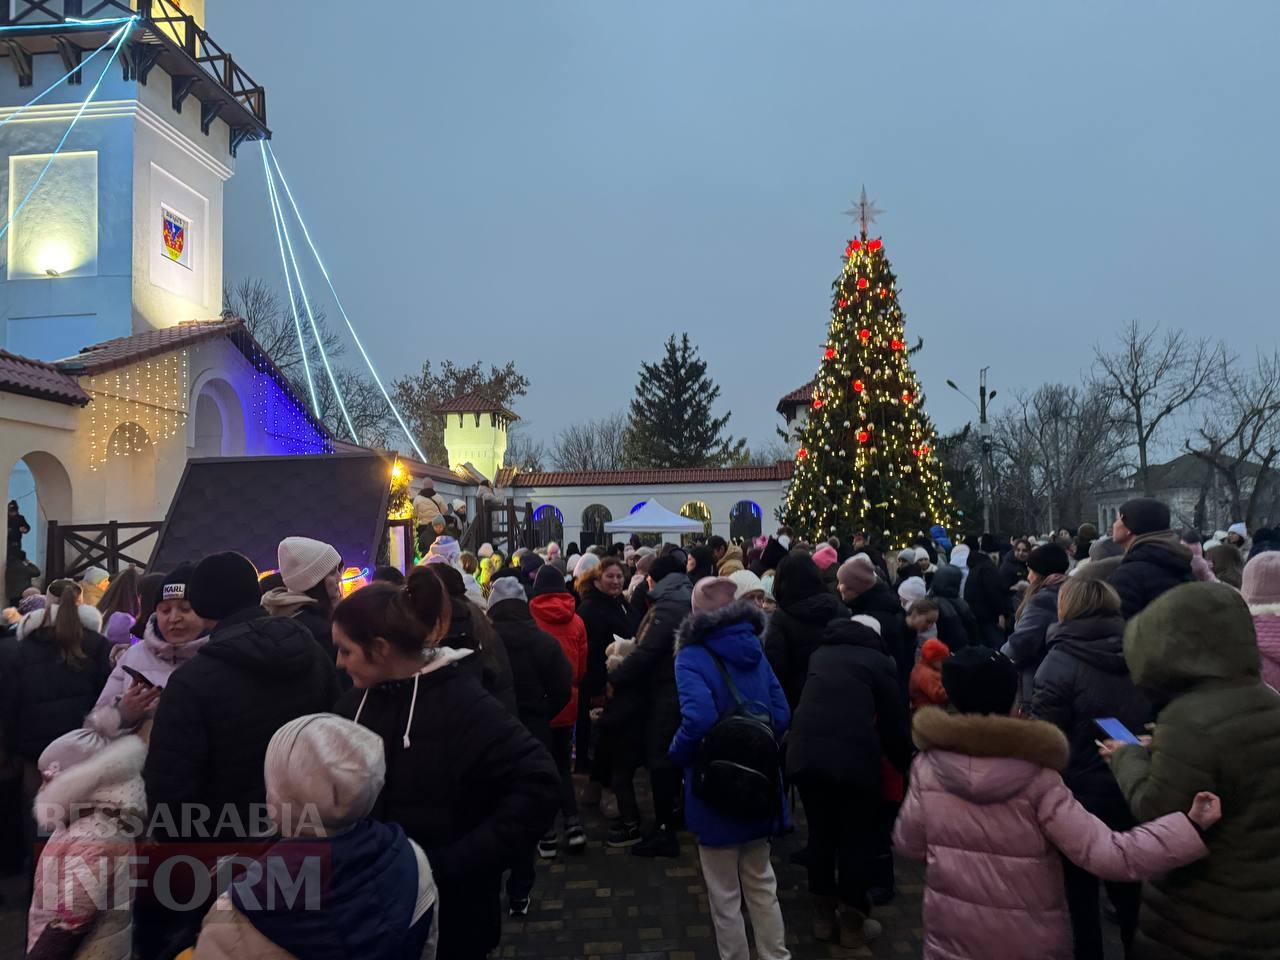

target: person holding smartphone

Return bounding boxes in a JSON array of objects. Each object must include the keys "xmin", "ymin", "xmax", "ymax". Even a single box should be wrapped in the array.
[{"xmin": 93, "ymin": 565, "xmax": 209, "ymax": 734}]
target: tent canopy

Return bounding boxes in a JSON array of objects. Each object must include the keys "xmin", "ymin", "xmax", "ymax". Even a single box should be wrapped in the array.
[{"xmin": 603, "ymin": 498, "xmax": 703, "ymax": 534}]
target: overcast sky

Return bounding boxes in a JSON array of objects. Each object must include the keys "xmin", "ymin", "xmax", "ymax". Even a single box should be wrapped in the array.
[{"xmin": 218, "ymin": 1, "xmax": 1279, "ymax": 454}]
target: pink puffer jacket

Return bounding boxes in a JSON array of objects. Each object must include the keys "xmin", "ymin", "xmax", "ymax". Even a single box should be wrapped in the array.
[
  {"xmin": 1251, "ymin": 608, "xmax": 1280, "ymax": 690},
  {"xmin": 894, "ymin": 707, "xmax": 1207, "ymax": 960}
]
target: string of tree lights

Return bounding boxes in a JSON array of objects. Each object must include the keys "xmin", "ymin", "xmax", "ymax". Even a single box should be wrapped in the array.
[{"xmin": 781, "ymin": 189, "xmax": 954, "ymax": 546}]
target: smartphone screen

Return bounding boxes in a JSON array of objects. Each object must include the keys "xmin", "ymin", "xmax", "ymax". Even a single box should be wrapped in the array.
[
  {"xmin": 122, "ymin": 666, "xmax": 156, "ymax": 688},
  {"xmin": 1094, "ymin": 717, "xmax": 1140, "ymax": 744}
]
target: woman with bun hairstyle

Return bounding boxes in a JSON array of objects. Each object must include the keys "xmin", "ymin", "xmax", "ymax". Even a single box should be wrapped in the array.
[{"xmin": 333, "ymin": 576, "xmax": 559, "ymax": 960}]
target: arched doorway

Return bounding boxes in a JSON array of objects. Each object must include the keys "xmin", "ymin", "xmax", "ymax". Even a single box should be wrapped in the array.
[
  {"xmin": 189, "ymin": 375, "xmax": 246, "ymax": 457},
  {"xmin": 730, "ymin": 499, "xmax": 763, "ymax": 542},
  {"xmin": 581, "ymin": 504, "xmax": 613, "ymax": 550},
  {"xmin": 680, "ymin": 500, "xmax": 712, "ymax": 545},
  {"xmin": 532, "ymin": 504, "xmax": 564, "ymax": 549},
  {"xmin": 104, "ymin": 422, "xmax": 157, "ymax": 521},
  {"xmin": 6, "ymin": 451, "xmax": 72, "ymax": 598}
]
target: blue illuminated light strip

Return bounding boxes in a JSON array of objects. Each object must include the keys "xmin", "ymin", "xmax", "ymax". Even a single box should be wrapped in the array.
[
  {"xmin": 265, "ymin": 143, "xmax": 429, "ymax": 463},
  {"xmin": 0, "ymin": 15, "xmax": 135, "ymax": 32},
  {"xmin": 259, "ymin": 142, "xmax": 320, "ymax": 418},
  {"xmin": 260, "ymin": 147, "xmax": 359, "ymax": 443},
  {"xmin": 0, "ymin": 31, "xmax": 122, "ymax": 131},
  {"xmin": 0, "ymin": 19, "xmax": 135, "ymax": 244}
]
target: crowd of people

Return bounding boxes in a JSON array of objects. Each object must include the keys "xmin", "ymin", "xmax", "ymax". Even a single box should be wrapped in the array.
[{"xmin": 0, "ymin": 490, "xmax": 1278, "ymax": 960}]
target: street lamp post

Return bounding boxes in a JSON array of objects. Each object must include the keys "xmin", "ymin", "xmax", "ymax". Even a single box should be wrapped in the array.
[{"xmin": 947, "ymin": 369, "xmax": 997, "ymax": 534}]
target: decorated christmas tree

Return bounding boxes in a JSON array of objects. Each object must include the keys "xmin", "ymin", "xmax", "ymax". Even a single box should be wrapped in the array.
[{"xmin": 782, "ymin": 189, "xmax": 954, "ymax": 546}]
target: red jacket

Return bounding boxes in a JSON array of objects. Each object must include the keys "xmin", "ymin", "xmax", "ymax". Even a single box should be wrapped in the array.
[
  {"xmin": 529, "ymin": 592, "xmax": 588, "ymax": 727},
  {"xmin": 909, "ymin": 637, "xmax": 950, "ymax": 711}
]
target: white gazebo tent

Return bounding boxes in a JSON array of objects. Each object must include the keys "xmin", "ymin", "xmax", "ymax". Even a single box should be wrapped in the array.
[{"xmin": 603, "ymin": 498, "xmax": 704, "ymax": 534}]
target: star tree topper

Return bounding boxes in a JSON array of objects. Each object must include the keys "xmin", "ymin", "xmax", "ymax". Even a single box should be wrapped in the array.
[{"xmin": 843, "ymin": 185, "xmax": 884, "ymax": 237}]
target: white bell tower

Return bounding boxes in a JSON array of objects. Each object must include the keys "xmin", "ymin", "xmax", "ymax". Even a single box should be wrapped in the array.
[{"xmin": 0, "ymin": 0, "xmax": 267, "ymax": 361}]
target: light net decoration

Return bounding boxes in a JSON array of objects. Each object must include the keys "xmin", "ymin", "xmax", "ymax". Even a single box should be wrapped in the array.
[{"xmin": 84, "ymin": 351, "xmax": 189, "ymax": 470}]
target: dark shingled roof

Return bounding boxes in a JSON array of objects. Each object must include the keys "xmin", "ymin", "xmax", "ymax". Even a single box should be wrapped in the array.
[
  {"xmin": 434, "ymin": 391, "xmax": 519, "ymax": 421},
  {"xmin": 776, "ymin": 380, "xmax": 814, "ymax": 413},
  {"xmin": 510, "ymin": 462, "xmax": 795, "ymax": 488},
  {"xmin": 0, "ymin": 350, "xmax": 90, "ymax": 406}
]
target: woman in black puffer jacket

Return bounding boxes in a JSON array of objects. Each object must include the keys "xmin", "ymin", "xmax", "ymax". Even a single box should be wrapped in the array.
[
  {"xmin": 763, "ymin": 552, "xmax": 850, "ymax": 709},
  {"xmin": 575, "ymin": 558, "xmax": 632, "ymax": 782},
  {"xmin": 334, "ymin": 579, "xmax": 559, "ymax": 960},
  {"xmin": 1029, "ymin": 577, "xmax": 1153, "ymax": 959}
]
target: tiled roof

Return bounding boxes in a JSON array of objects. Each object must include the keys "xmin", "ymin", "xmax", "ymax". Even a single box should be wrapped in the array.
[
  {"xmin": 510, "ymin": 462, "xmax": 795, "ymax": 488},
  {"xmin": 434, "ymin": 391, "xmax": 519, "ymax": 421},
  {"xmin": 0, "ymin": 350, "xmax": 90, "ymax": 406},
  {"xmin": 776, "ymin": 380, "xmax": 814, "ymax": 412},
  {"xmin": 60, "ymin": 319, "xmax": 241, "ymax": 374},
  {"xmin": 494, "ymin": 466, "xmax": 519, "ymax": 488}
]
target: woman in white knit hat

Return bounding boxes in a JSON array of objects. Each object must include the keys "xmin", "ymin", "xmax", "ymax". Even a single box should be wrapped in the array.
[{"xmin": 262, "ymin": 536, "xmax": 343, "ymax": 664}]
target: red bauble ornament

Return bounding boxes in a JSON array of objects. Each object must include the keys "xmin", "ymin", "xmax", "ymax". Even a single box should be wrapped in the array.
[
  {"xmin": 902, "ymin": 392, "xmax": 913, "ymax": 404},
  {"xmin": 850, "ymin": 239, "xmax": 863, "ymax": 252},
  {"xmin": 798, "ymin": 447, "xmax": 808, "ymax": 459},
  {"xmin": 824, "ymin": 347, "xmax": 835, "ymax": 359},
  {"xmin": 837, "ymin": 298, "xmax": 848, "ymax": 309},
  {"xmin": 852, "ymin": 379, "xmax": 864, "ymax": 393},
  {"xmin": 856, "ymin": 277, "xmax": 869, "ymax": 290},
  {"xmin": 891, "ymin": 338, "xmax": 904, "ymax": 351},
  {"xmin": 857, "ymin": 430, "xmax": 871, "ymax": 444},
  {"xmin": 812, "ymin": 397, "xmax": 823, "ymax": 409},
  {"xmin": 868, "ymin": 239, "xmax": 882, "ymax": 251},
  {"xmin": 879, "ymin": 288, "xmax": 889, "ymax": 298},
  {"xmin": 858, "ymin": 328, "xmax": 871, "ymax": 342}
]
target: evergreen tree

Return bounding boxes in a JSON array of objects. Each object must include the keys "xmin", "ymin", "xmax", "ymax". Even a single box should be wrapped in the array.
[
  {"xmin": 782, "ymin": 191, "xmax": 953, "ymax": 545},
  {"xmin": 627, "ymin": 334, "xmax": 745, "ymax": 468}
]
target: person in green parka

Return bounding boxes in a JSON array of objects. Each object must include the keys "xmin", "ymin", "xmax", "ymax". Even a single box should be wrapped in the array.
[{"xmin": 1101, "ymin": 581, "xmax": 1280, "ymax": 960}]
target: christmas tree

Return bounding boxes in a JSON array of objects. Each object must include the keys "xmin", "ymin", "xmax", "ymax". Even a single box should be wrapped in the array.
[{"xmin": 782, "ymin": 189, "xmax": 953, "ymax": 546}]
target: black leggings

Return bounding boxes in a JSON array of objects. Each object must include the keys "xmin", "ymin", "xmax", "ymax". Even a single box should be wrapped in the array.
[{"xmin": 798, "ymin": 780, "xmax": 877, "ymax": 912}]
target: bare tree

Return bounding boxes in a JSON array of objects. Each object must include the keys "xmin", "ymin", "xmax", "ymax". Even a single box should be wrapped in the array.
[
  {"xmin": 224, "ymin": 278, "xmax": 343, "ymax": 381},
  {"xmin": 504, "ymin": 428, "xmax": 547, "ymax": 473},
  {"xmin": 738, "ymin": 437, "xmax": 794, "ymax": 467},
  {"xmin": 551, "ymin": 411, "xmax": 631, "ymax": 471},
  {"xmin": 1186, "ymin": 349, "xmax": 1280, "ymax": 526},
  {"xmin": 1093, "ymin": 320, "xmax": 1220, "ymax": 494},
  {"xmin": 311, "ymin": 368, "xmax": 395, "ymax": 448}
]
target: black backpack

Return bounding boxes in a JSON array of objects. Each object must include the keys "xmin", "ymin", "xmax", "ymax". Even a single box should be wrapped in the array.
[{"xmin": 692, "ymin": 652, "xmax": 783, "ymax": 822}]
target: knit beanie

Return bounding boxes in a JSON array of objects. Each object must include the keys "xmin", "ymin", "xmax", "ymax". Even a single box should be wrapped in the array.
[
  {"xmin": 105, "ymin": 611, "xmax": 135, "ymax": 647},
  {"xmin": 1119, "ymin": 498, "xmax": 1171, "ymax": 537},
  {"xmin": 478, "ymin": 543, "xmax": 494, "ymax": 559},
  {"xmin": 942, "ymin": 647, "xmax": 1018, "ymax": 715},
  {"xmin": 1229, "ymin": 522, "xmax": 1249, "ymax": 539},
  {"xmin": 427, "ymin": 536, "xmax": 462, "ymax": 567},
  {"xmin": 920, "ymin": 637, "xmax": 951, "ymax": 665},
  {"xmin": 692, "ymin": 577, "xmax": 738, "ymax": 614},
  {"xmin": 278, "ymin": 537, "xmax": 341, "ymax": 594},
  {"xmin": 157, "ymin": 563, "xmax": 195, "ymax": 606},
  {"xmin": 897, "ymin": 549, "xmax": 916, "ymax": 566},
  {"xmin": 489, "ymin": 576, "xmax": 527, "ymax": 605},
  {"xmin": 898, "ymin": 576, "xmax": 928, "ymax": 607},
  {"xmin": 913, "ymin": 547, "xmax": 931, "ymax": 563},
  {"xmin": 566, "ymin": 554, "xmax": 581, "ymax": 575},
  {"xmin": 18, "ymin": 594, "xmax": 46, "ymax": 616},
  {"xmin": 188, "ymin": 552, "xmax": 260, "ymax": 621},
  {"xmin": 81, "ymin": 566, "xmax": 109, "ymax": 588},
  {"xmin": 519, "ymin": 552, "xmax": 545, "ymax": 581},
  {"xmin": 728, "ymin": 569, "xmax": 765, "ymax": 599},
  {"xmin": 531, "ymin": 564, "xmax": 566, "ymax": 597},
  {"xmin": 1242, "ymin": 551, "xmax": 1280, "ymax": 607},
  {"xmin": 812, "ymin": 544, "xmax": 839, "ymax": 571},
  {"xmin": 852, "ymin": 613, "xmax": 882, "ymax": 636},
  {"xmin": 265, "ymin": 714, "xmax": 385, "ymax": 837},
  {"xmin": 949, "ymin": 544, "xmax": 970, "ymax": 570},
  {"xmin": 575, "ymin": 554, "xmax": 601, "ymax": 581},
  {"xmin": 837, "ymin": 554, "xmax": 878, "ymax": 597},
  {"xmin": 649, "ymin": 553, "xmax": 685, "ymax": 585},
  {"xmin": 1027, "ymin": 542, "xmax": 1070, "ymax": 577}
]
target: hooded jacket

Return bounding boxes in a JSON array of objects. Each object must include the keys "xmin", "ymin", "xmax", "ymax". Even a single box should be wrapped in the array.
[
  {"xmin": 715, "ymin": 544, "xmax": 745, "ymax": 576},
  {"xmin": 1108, "ymin": 530, "xmax": 1193, "ymax": 619},
  {"xmin": 786, "ymin": 619, "xmax": 910, "ymax": 789},
  {"xmin": 763, "ymin": 562, "xmax": 851, "ymax": 709},
  {"xmin": 576, "ymin": 585, "xmax": 632, "ymax": 699},
  {"xmin": 143, "ymin": 607, "xmax": 341, "ymax": 839},
  {"xmin": 1029, "ymin": 615, "xmax": 1152, "ymax": 822},
  {"xmin": 261, "ymin": 586, "xmax": 335, "ymax": 660},
  {"xmin": 928, "ymin": 563, "xmax": 977, "ymax": 651},
  {"xmin": 528, "ymin": 591, "xmax": 588, "ymax": 728},
  {"xmin": 608, "ymin": 572, "xmax": 693, "ymax": 768},
  {"xmin": 440, "ymin": 596, "xmax": 518, "ymax": 716},
  {"xmin": 337, "ymin": 660, "xmax": 558, "ymax": 960},
  {"xmin": 847, "ymin": 578, "xmax": 913, "ymax": 693},
  {"xmin": 894, "ymin": 707, "xmax": 1207, "ymax": 960},
  {"xmin": 669, "ymin": 601, "xmax": 790, "ymax": 847},
  {"xmin": 94, "ymin": 613, "xmax": 210, "ymax": 708},
  {"xmin": 1109, "ymin": 582, "xmax": 1280, "ymax": 960},
  {"xmin": 487, "ymin": 597, "xmax": 571, "ymax": 745},
  {"xmin": 909, "ymin": 639, "xmax": 950, "ymax": 711},
  {"xmin": 1002, "ymin": 575, "xmax": 1066, "ymax": 713},
  {"xmin": 963, "ymin": 551, "xmax": 1007, "ymax": 642},
  {"xmin": 1, "ymin": 606, "xmax": 112, "ymax": 761},
  {"xmin": 27, "ymin": 734, "xmax": 147, "ymax": 960}
]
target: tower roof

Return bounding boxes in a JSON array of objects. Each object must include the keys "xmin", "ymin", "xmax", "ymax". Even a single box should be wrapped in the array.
[
  {"xmin": 776, "ymin": 380, "xmax": 815, "ymax": 414},
  {"xmin": 434, "ymin": 391, "xmax": 519, "ymax": 422}
]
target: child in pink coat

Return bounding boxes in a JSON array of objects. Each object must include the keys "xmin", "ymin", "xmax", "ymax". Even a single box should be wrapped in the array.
[
  {"xmin": 1242, "ymin": 551, "xmax": 1280, "ymax": 690},
  {"xmin": 893, "ymin": 647, "xmax": 1220, "ymax": 960}
]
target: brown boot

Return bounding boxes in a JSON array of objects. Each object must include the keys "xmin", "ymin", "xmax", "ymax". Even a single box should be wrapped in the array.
[
  {"xmin": 812, "ymin": 894, "xmax": 838, "ymax": 942},
  {"xmin": 837, "ymin": 904, "xmax": 883, "ymax": 949}
]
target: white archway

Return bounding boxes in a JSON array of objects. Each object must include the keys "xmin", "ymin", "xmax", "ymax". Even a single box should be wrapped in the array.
[
  {"xmin": 104, "ymin": 422, "xmax": 157, "ymax": 522},
  {"xmin": 187, "ymin": 372, "xmax": 247, "ymax": 457},
  {"xmin": 5, "ymin": 450, "xmax": 73, "ymax": 595}
]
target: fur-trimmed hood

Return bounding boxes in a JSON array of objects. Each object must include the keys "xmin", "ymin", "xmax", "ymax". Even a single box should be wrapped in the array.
[
  {"xmin": 17, "ymin": 602, "xmax": 102, "ymax": 640},
  {"xmin": 34, "ymin": 734, "xmax": 147, "ymax": 832},
  {"xmin": 675, "ymin": 600, "xmax": 765, "ymax": 652},
  {"xmin": 912, "ymin": 706, "xmax": 1069, "ymax": 804}
]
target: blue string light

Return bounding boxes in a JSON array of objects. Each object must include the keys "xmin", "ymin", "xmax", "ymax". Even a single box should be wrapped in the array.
[
  {"xmin": 259, "ymin": 144, "xmax": 358, "ymax": 443},
  {"xmin": 265, "ymin": 143, "xmax": 428, "ymax": 463},
  {"xmin": 0, "ymin": 30, "xmax": 122, "ymax": 132},
  {"xmin": 0, "ymin": 18, "xmax": 134, "ymax": 244},
  {"xmin": 0, "ymin": 15, "xmax": 135, "ymax": 32},
  {"xmin": 259, "ymin": 142, "xmax": 320, "ymax": 418}
]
